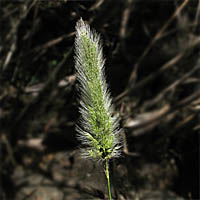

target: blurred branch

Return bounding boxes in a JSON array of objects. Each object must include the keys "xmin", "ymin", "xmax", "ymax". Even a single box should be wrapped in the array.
[
  {"xmin": 127, "ymin": 0, "xmax": 189, "ymax": 87},
  {"xmin": 1, "ymin": 0, "xmax": 37, "ymax": 72},
  {"xmin": 119, "ymin": 0, "xmax": 133, "ymax": 65},
  {"xmin": 115, "ymin": 36, "xmax": 200, "ymax": 104},
  {"xmin": 1, "ymin": 134, "xmax": 17, "ymax": 166},
  {"xmin": 41, "ymin": 32, "xmax": 75, "ymax": 49},
  {"xmin": 10, "ymin": 47, "xmax": 73, "ymax": 138},
  {"xmin": 124, "ymin": 89, "xmax": 200, "ymax": 136},
  {"xmin": 143, "ymin": 61, "xmax": 200, "ymax": 109},
  {"xmin": 89, "ymin": 0, "xmax": 104, "ymax": 11},
  {"xmin": 24, "ymin": 74, "xmax": 76, "ymax": 95},
  {"xmin": 195, "ymin": 0, "xmax": 200, "ymax": 28}
]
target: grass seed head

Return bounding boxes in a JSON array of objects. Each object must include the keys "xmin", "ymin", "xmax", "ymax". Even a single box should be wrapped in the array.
[{"xmin": 74, "ymin": 18, "xmax": 122, "ymax": 161}]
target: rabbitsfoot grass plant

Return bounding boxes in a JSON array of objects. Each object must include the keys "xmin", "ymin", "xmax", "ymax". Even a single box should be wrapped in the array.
[{"xmin": 74, "ymin": 18, "xmax": 122, "ymax": 200}]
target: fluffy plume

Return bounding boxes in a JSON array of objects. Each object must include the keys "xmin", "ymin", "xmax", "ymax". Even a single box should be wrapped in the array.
[{"xmin": 74, "ymin": 18, "xmax": 121, "ymax": 161}]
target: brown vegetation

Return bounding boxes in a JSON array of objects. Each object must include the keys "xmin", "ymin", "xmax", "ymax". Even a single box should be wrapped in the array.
[{"xmin": 0, "ymin": 0, "xmax": 199, "ymax": 199}]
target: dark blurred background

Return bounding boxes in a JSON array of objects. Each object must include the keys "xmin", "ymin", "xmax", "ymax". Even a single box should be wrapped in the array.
[{"xmin": 0, "ymin": 0, "xmax": 199, "ymax": 199}]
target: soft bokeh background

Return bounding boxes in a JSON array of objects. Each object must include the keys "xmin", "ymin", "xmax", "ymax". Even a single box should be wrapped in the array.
[{"xmin": 1, "ymin": 0, "xmax": 199, "ymax": 199}]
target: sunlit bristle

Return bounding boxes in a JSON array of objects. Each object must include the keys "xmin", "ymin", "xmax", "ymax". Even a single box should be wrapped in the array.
[{"xmin": 74, "ymin": 18, "xmax": 122, "ymax": 161}]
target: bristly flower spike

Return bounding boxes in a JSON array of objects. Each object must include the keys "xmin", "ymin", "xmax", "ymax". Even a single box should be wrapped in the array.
[{"xmin": 74, "ymin": 18, "xmax": 122, "ymax": 162}]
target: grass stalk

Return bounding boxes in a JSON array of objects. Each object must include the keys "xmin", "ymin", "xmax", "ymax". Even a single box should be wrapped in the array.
[{"xmin": 105, "ymin": 159, "xmax": 112, "ymax": 200}]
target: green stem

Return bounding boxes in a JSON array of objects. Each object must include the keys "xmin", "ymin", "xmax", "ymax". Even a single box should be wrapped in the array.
[{"xmin": 105, "ymin": 159, "xmax": 112, "ymax": 200}]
